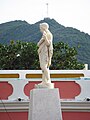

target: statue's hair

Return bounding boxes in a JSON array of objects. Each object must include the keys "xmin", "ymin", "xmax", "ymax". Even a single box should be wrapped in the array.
[{"xmin": 40, "ymin": 23, "xmax": 49, "ymax": 30}]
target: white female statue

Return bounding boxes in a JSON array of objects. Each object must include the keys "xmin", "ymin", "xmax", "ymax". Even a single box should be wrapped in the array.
[{"xmin": 35, "ymin": 23, "xmax": 54, "ymax": 88}]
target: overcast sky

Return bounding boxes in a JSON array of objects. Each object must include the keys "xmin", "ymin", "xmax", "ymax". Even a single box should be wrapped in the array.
[{"xmin": 0, "ymin": 0, "xmax": 90, "ymax": 35}]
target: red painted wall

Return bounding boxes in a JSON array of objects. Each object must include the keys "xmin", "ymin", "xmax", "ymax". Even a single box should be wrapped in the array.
[
  {"xmin": 24, "ymin": 81, "xmax": 81, "ymax": 99},
  {"xmin": 62, "ymin": 112, "xmax": 90, "ymax": 120},
  {"xmin": 0, "ymin": 112, "xmax": 90, "ymax": 120},
  {"xmin": 0, "ymin": 82, "xmax": 13, "ymax": 99},
  {"xmin": 0, "ymin": 112, "xmax": 28, "ymax": 120},
  {"xmin": 0, "ymin": 81, "xmax": 81, "ymax": 99}
]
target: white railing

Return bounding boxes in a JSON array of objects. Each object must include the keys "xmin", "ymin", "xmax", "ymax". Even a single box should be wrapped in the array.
[
  {"xmin": 0, "ymin": 70, "xmax": 90, "ymax": 100},
  {"xmin": 0, "ymin": 70, "xmax": 90, "ymax": 79}
]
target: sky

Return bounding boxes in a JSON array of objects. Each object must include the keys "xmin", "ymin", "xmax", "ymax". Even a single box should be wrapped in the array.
[{"xmin": 0, "ymin": 0, "xmax": 90, "ymax": 35}]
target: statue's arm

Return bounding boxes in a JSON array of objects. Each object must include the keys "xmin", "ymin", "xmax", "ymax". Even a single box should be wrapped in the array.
[
  {"xmin": 44, "ymin": 34, "xmax": 53, "ymax": 46},
  {"xmin": 37, "ymin": 37, "xmax": 44, "ymax": 47}
]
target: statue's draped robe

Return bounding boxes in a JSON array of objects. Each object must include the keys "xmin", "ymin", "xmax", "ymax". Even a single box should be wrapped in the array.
[{"xmin": 37, "ymin": 31, "xmax": 53, "ymax": 68}]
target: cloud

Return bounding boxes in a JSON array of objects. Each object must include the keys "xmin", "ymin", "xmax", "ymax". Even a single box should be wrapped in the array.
[{"xmin": 0, "ymin": 0, "xmax": 90, "ymax": 34}]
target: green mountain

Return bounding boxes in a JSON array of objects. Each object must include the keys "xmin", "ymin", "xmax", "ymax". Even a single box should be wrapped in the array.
[{"xmin": 0, "ymin": 18, "xmax": 90, "ymax": 69}]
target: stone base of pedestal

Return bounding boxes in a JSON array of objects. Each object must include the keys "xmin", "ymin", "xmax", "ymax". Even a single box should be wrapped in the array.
[{"xmin": 28, "ymin": 88, "xmax": 62, "ymax": 120}]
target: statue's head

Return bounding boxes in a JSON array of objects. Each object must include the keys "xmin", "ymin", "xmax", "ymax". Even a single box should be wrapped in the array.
[{"xmin": 40, "ymin": 23, "xmax": 49, "ymax": 32}]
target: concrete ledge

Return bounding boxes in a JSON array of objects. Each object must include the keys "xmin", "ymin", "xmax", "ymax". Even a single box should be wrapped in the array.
[{"xmin": 0, "ymin": 100, "xmax": 90, "ymax": 112}]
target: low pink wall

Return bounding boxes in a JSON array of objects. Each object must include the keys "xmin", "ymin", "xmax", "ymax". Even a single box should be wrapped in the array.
[{"xmin": 0, "ymin": 81, "xmax": 90, "ymax": 120}]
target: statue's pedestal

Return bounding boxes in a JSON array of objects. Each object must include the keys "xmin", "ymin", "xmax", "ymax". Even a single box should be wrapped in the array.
[
  {"xmin": 28, "ymin": 88, "xmax": 62, "ymax": 120},
  {"xmin": 35, "ymin": 82, "xmax": 54, "ymax": 89}
]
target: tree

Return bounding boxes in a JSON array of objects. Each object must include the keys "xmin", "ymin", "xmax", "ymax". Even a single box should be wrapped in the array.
[
  {"xmin": 50, "ymin": 42, "xmax": 84, "ymax": 70},
  {"xmin": 0, "ymin": 41, "xmax": 84, "ymax": 70},
  {"xmin": 0, "ymin": 41, "xmax": 39, "ymax": 69}
]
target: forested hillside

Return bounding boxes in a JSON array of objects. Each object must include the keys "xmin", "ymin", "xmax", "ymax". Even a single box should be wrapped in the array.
[{"xmin": 0, "ymin": 18, "xmax": 90, "ymax": 69}]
